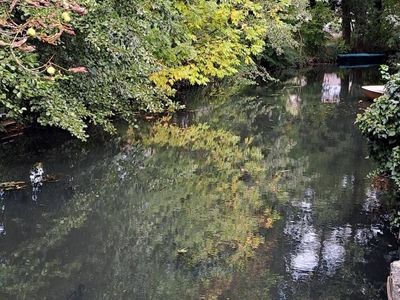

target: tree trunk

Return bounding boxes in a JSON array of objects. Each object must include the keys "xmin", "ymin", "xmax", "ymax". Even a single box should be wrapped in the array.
[{"xmin": 342, "ymin": 0, "xmax": 352, "ymax": 47}]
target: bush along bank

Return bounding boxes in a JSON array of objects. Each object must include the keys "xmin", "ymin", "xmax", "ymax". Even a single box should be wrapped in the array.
[{"xmin": 356, "ymin": 68, "xmax": 400, "ymax": 188}]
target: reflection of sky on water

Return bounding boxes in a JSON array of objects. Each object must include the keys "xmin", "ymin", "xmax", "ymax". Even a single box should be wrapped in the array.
[
  {"xmin": 321, "ymin": 73, "xmax": 341, "ymax": 103},
  {"xmin": 290, "ymin": 230, "xmax": 320, "ymax": 280},
  {"xmin": 285, "ymin": 75, "xmax": 307, "ymax": 117},
  {"xmin": 286, "ymin": 94, "xmax": 302, "ymax": 117},
  {"xmin": 268, "ymin": 68, "xmax": 390, "ymax": 299},
  {"xmin": 322, "ymin": 226, "xmax": 352, "ymax": 276},
  {"xmin": 284, "ymin": 183, "xmax": 382, "ymax": 282},
  {"xmin": 286, "ymin": 76, "xmax": 307, "ymax": 87},
  {"xmin": 354, "ymin": 225, "xmax": 383, "ymax": 247},
  {"xmin": 341, "ymin": 174, "xmax": 355, "ymax": 189},
  {"xmin": 362, "ymin": 188, "xmax": 380, "ymax": 213},
  {"xmin": 284, "ymin": 190, "xmax": 320, "ymax": 281}
]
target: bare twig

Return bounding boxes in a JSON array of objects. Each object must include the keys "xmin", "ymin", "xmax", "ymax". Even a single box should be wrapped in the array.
[{"xmin": 9, "ymin": 0, "xmax": 18, "ymax": 12}]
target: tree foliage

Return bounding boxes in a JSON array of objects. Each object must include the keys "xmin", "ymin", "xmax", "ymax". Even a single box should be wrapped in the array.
[
  {"xmin": 0, "ymin": 0, "xmax": 90, "ymax": 137},
  {"xmin": 331, "ymin": 0, "xmax": 400, "ymax": 52},
  {"xmin": 0, "ymin": 0, "xmax": 306, "ymax": 139},
  {"xmin": 299, "ymin": 2, "xmax": 335, "ymax": 58}
]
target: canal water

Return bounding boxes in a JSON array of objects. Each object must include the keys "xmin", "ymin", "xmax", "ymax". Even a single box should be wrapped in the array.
[{"xmin": 0, "ymin": 67, "xmax": 397, "ymax": 299}]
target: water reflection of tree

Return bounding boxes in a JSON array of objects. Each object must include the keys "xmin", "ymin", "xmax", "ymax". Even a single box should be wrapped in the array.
[
  {"xmin": 184, "ymin": 69, "xmax": 391, "ymax": 299},
  {"xmin": 0, "ymin": 68, "xmax": 390, "ymax": 299},
  {"xmin": 271, "ymin": 70, "xmax": 389, "ymax": 299},
  {"xmin": 0, "ymin": 121, "xmax": 283, "ymax": 299}
]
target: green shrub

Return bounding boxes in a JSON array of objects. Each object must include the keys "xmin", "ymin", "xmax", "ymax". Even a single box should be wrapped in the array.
[{"xmin": 356, "ymin": 68, "xmax": 400, "ymax": 186}]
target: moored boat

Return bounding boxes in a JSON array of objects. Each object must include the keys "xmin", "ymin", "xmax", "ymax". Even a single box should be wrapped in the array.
[
  {"xmin": 337, "ymin": 53, "xmax": 386, "ymax": 66},
  {"xmin": 361, "ymin": 85, "xmax": 385, "ymax": 100}
]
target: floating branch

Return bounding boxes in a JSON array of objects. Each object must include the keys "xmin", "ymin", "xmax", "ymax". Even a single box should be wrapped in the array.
[{"xmin": 0, "ymin": 174, "xmax": 63, "ymax": 191}]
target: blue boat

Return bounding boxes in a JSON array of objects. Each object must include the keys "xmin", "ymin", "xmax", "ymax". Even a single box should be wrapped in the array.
[{"xmin": 337, "ymin": 53, "xmax": 386, "ymax": 66}]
